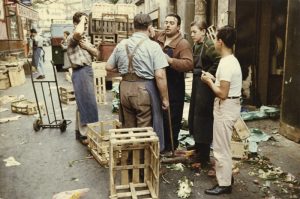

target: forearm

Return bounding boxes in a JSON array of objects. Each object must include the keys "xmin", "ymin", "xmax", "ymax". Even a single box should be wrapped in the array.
[
  {"xmin": 87, "ymin": 46, "xmax": 98, "ymax": 57},
  {"xmin": 170, "ymin": 57, "xmax": 193, "ymax": 72},
  {"xmin": 155, "ymin": 69, "xmax": 169, "ymax": 102},
  {"xmin": 206, "ymin": 81, "xmax": 228, "ymax": 100},
  {"xmin": 73, "ymin": 21, "xmax": 85, "ymax": 41}
]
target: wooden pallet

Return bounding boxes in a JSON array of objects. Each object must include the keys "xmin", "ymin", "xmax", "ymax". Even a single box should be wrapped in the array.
[
  {"xmin": 87, "ymin": 120, "xmax": 121, "ymax": 166},
  {"xmin": 109, "ymin": 127, "xmax": 159, "ymax": 199},
  {"xmin": 11, "ymin": 99, "xmax": 42, "ymax": 115},
  {"xmin": 59, "ymin": 87, "xmax": 76, "ymax": 105}
]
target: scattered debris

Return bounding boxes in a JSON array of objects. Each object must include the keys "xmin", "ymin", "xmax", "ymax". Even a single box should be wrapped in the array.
[
  {"xmin": 241, "ymin": 106, "xmax": 280, "ymax": 121},
  {"xmin": 0, "ymin": 115, "xmax": 21, "ymax": 123},
  {"xmin": 0, "ymin": 95, "xmax": 18, "ymax": 105},
  {"xmin": 68, "ymin": 155, "xmax": 94, "ymax": 167},
  {"xmin": 3, "ymin": 156, "xmax": 21, "ymax": 167},
  {"xmin": 52, "ymin": 188, "xmax": 89, "ymax": 199},
  {"xmin": 166, "ymin": 163, "xmax": 185, "ymax": 172},
  {"xmin": 111, "ymin": 83, "xmax": 120, "ymax": 113},
  {"xmin": 247, "ymin": 128, "xmax": 272, "ymax": 153},
  {"xmin": 71, "ymin": 177, "xmax": 79, "ymax": 182},
  {"xmin": 0, "ymin": 108, "xmax": 9, "ymax": 112},
  {"xmin": 162, "ymin": 174, "xmax": 170, "ymax": 184},
  {"xmin": 177, "ymin": 177, "xmax": 193, "ymax": 198},
  {"xmin": 178, "ymin": 130, "xmax": 195, "ymax": 147}
]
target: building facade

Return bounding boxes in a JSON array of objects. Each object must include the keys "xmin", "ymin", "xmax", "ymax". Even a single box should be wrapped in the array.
[{"xmin": 0, "ymin": 0, "xmax": 38, "ymax": 57}]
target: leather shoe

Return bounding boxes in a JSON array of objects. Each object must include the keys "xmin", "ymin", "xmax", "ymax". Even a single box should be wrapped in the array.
[
  {"xmin": 75, "ymin": 130, "xmax": 87, "ymax": 145},
  {"xmin": 205, "ymin": 185, "xmax": 232, "ymax": 195},
  {"xmin": 36, "ymin": 75, "xmax": 45, "ymax": 79}
]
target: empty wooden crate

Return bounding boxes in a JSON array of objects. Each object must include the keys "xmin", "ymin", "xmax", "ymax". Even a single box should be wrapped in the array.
[
  {"xmin": 59, "ymin": 87, "xmax": 76, "ymax": 104},
  {"xmin": 86, "ymin": 120, "xmax": 121, "ymax": 166},
  {"xmin": 93, "ymin": 63, "xmax": 107, "ymax": 104},
  {"xmin": 109, "ymin": 127, "xmax": 160, "ymax": 199},
  {"xmin": 11, "ymin": 99, "xmax": 41, "ymax": 115}
]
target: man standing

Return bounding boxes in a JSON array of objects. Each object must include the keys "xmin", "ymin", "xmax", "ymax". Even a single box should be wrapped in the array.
[
  {"xmin": 106, "ymin": 14, "xmax": 169, "ymax": 151},
  {"xmin": 201, "ymin": 25, "xmax": 242, "ymax": 195},
  {"xmin": 30, "ymin": 28, "xmax": 45, "ymax": 79},
  {"xmin": 153, "ymin": 14, "xmax": 193, "ymax": 152},
  {"xmin": 67, "ymin": 12, "xmax": 99, "ymax": 145}
]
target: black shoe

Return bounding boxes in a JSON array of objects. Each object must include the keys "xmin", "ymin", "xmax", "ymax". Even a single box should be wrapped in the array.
[
  {"xmin": 75, "ymin": 130, "xmax": 87, "ymax": 140},
  {"xmin": 36, "ymin": 75, "xmax": 45, "ymax": 79},
  {"xmin": 205, "ymin": 185, "xmax": 232, "ymax": 195}
]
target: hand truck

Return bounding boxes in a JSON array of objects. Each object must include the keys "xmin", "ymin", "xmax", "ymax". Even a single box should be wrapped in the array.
[{"xmin": 28, "ymin": 60, "xmax": 71, "ymax": 132}]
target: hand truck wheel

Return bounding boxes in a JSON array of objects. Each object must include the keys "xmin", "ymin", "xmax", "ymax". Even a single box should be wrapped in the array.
[
  {"xmin": 33, "ymin": 119, "xmax": 42, "ymax": 131},
  {"xmin": 60, "ymin": 120, "xmax": 67, "ymax": 132}
]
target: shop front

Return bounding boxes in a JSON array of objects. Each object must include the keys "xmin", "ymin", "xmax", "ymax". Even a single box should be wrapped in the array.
[{"xmin": 0, "ymin": 0, "xmax": 38, "ymax": 57}]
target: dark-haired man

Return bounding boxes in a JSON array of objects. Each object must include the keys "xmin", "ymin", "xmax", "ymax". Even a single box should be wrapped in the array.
[
  {"xmin": 106, "ymin": 13, "xmax": 169, "ymax": 151},
  {"xmin": 67, "ymin": 12, "xmax": 99, "ymax": 145},
  {"xmin": 153, "ymin": 14, "xmax": 193, "ymax": 152},
  {"xmin": 201, "ymin": 25, "xmax": 242, "ymax": 195},
  {"xmin": 30, "ymin": 28, "xmax": 45, "ymax": 79}
]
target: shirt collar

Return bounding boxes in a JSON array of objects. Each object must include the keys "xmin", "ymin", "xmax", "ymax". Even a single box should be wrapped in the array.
[{"xmin": 157, "ymin": 31, "xmax": 183, "ymax": 48}]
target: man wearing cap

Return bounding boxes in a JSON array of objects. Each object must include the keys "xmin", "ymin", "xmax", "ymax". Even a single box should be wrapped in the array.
[
  {"xmin": 30, "ymin": 28, "xmax": 45, "ymax": 79},
  {"xmin": 152, "ymin": 14, "xmax": 193, "ymax": 152},
  {"xmin": 106, "ymin": 13, "xmax": 169, "ymax": 151}
]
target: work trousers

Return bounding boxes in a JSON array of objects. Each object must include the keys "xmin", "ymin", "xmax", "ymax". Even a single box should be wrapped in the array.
[
  {"xmin": 120, "ymin": 81, "xmax": 152, "ymax": 128},
  {"xmin": 213, "ymin": 98, "xmax": 240, "ymax": 186}
]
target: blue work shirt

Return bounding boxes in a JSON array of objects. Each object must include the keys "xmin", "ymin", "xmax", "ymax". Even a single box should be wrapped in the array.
[{"xmin": 107, "ymin": 32, "xmax": 168, "ymax": 79}]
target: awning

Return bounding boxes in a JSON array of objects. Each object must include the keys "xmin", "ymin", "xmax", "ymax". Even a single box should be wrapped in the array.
[{"xmin": 16, "ymin": 3, "xmax": 38, "ymax": 20}]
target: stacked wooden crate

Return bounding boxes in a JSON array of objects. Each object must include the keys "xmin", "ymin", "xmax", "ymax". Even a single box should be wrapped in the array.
[
  {"xmin": 90, "ymin": 3, "xmax": 136, "ymax": 45},
  {"xmin": 59, "ymin": 86, "xmax": 76, "ymax": 105},
  {"xmin": 109, "ymin": 127, "xmax": 160, "ymax": 199},
  {"xmin": 86, "ymin": 120, "xmax": 121, "ymax": 166},
  {"xmin": 92, "ymin": 62, "xmax": 107, "ymax": 104}
]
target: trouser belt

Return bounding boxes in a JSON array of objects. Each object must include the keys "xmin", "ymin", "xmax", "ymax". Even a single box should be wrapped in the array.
[{"xmin": 122, "ymin": 73, "xmax": 148, "ymax": 82}]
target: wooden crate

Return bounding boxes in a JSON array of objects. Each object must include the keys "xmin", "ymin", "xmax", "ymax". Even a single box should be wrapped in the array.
[
  {"xmin": 109, "ymin": 127, "xmax": 159, "ymax": 199},
  {"xmin": 231, "ymin": 141, "xmax": 247, "ymax": 159},
  {"xmin": 11, "ymin": 99, "xmax": 41, "ymax": 115},
  {"xmin": 8, "ymin": 65, "xmax": 26, "ymax": 87},
  {"xmin": 87, "ymin": 120, "xmax": 121, "ymax": 166},
  {"xmin": 233, "ymin": 117, "xmax": 250, "ymax": 140},
  {"xmin": 59, "ymin": 87, "xmax": 76, "ymax": 105},
  {"xmin": 0, "ymin": 69, "xmax": 10, "ymax": 90},
  {"xmin": 92, "ymin": 61, "xmax": 107, "ymax": 104},
  {"xmin": 93, "ymin": 34, "xmax": 116, "ymax": 46},
  {"xmin": 185, "ymin": 76, "xmax": 193, "ymax": 96}
]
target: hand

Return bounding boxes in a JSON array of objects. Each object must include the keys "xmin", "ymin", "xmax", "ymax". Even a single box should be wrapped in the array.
[
  {"xmin": 165, "ymin": 53, "xmax": 173, "ymax": 64},
  {"xmin": 79, "ymin": 40, "xmax": 89, "ymax": 50},
  {"xmin": 148, "ymin": 25, "xmax": 155, "ymax": 38},
  {"xmin": 202, "ymin": 71, "xmax": 216, "ymax": 81},
  {"xmin": 201, "ymin": 73, "xmax": 213, "ymax": 85},
  {"xmin": 80, "ymin": 15, "xmax": 87, "ymax": 24},
  {"xmin": 162, "ymin": 98, "xmax": 169, "ymax": 110}
]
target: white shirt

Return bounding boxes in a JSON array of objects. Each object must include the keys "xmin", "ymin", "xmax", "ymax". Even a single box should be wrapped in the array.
[{"xmin": 215, "ymin": 54, "xmax": 242, "ymax": 97}]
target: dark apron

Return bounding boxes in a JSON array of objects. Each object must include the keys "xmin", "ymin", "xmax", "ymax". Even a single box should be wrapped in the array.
[
  {"xmin": 188, "ymin": 43, "xmax": 215, "ymax": 144},
  {"xmin": 162, "ymin": 47, "xmax": 185, "ymax": 150}
]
